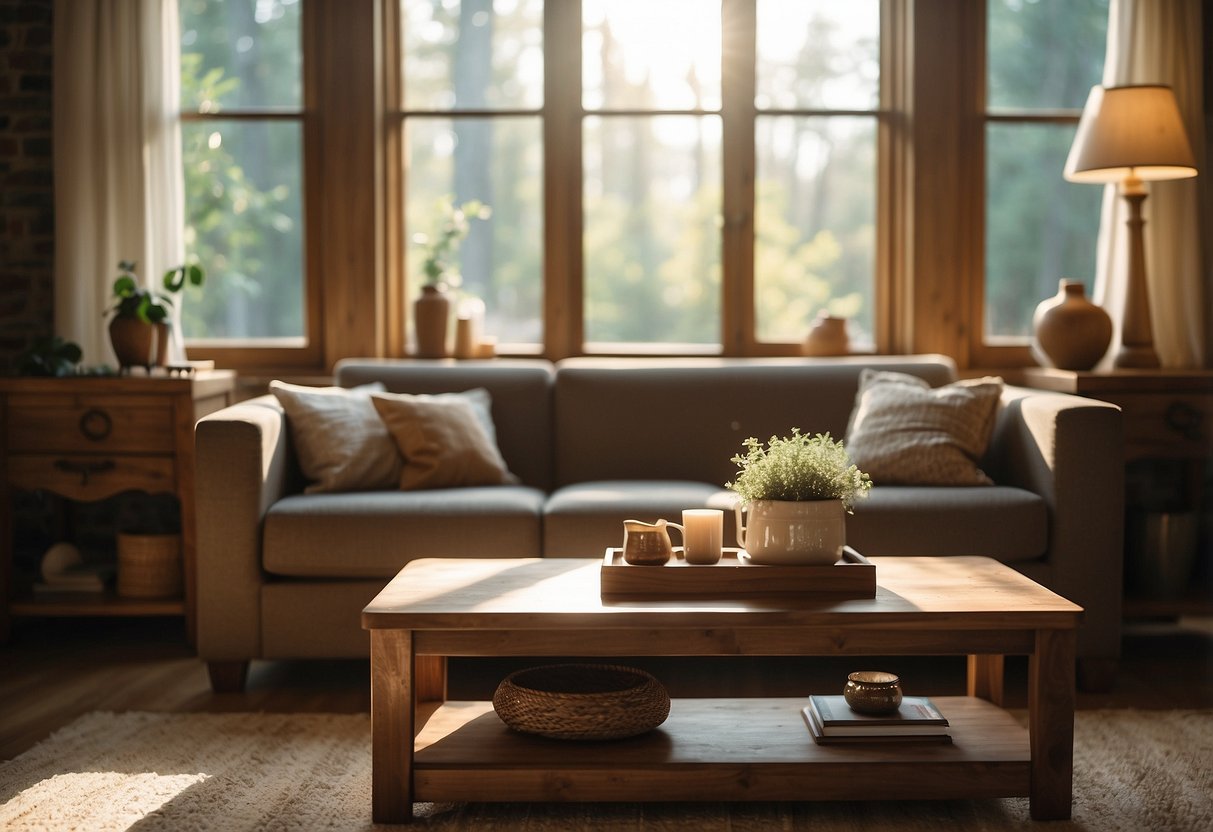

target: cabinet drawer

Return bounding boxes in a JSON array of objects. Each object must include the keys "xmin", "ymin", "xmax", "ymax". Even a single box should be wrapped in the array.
[
  {"xmin": 6, "ymin": 394, "xmax": 174, "ymax": 454},
  {"xmin": 7, "ymin": 454, "xmax": 176, "ymax": 500},
  {"xmin": 1114, "ymin": 393, "xmax": 1213, "ymax": 459}
]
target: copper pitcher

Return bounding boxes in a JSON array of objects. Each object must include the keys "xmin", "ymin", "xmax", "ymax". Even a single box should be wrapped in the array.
[{"xmin": 621, "ymin": 519, "xmax": 684, "ymax": 566}]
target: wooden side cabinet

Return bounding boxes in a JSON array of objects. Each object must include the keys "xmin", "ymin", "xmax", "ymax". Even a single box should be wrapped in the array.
[
  {"xmin": 0, "ymin": 371, "xmax": 235, "ymax": 644},
  {"xmin": 1023, "ymin": 368, "xmax": 1213, "ymax": 617}
]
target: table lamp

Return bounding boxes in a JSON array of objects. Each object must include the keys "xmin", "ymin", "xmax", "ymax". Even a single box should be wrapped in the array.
[{"xmin": 1063, "ymin": 84, "xmax": 1197, "ymax": 369}]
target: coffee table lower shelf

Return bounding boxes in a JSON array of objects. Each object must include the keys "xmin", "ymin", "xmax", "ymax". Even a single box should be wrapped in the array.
[{"xmin": 412, "ymin": 695, "xmax": 1030, "ymax": 803}]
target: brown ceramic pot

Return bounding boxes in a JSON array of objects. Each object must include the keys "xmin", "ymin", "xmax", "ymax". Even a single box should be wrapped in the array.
[
  {"xmin": 108, "ymin": 317, "xmax": 157, "ymax": 369},
  {"xmin": 802, "ymin": 313, "xmax": 850, "ymax": 357},
  {"xmin": 1032, "ymin": 279, "xmax": 1113, "ymax": 371},
  {"xmin": 413, "ymin": 284, "xmax": 452, "ymax": 358}
]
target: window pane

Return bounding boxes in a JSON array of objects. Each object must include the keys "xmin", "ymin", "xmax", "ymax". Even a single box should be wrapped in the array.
[
  {"xmin": 584, "ymin": 116, "xmax": 721, "ymax": 346},
  {"xmin": 180, "ymin": 0, "xmax": 301, "ymax": 111},
  {"xmin": 182, "ymin": 120, "xmax": 305, "ymax": 339},
  {"xmin": 583, "ymin": 0, "xmax": 721, "ymax": 111},
  {"xmin": 756, "ymin": 0, "xmax": 879, "ymax": 111},
  {"xmin": 402, "ymin": 0, "xmax": 543, "ymax": 111},
  {"xmin": 987, "ymin": 0, "xmax": 1108, "ymax": 111},
  {"xmin": 754, "ymin": 116, "xmax": 876, "ymax": 344},
  {"xmin": 985, "ymin": 123, "xmax": 1102, "ymax": 338},
  {"xmin": 405, "ymin": 117, "xmax": 544, "ymax": 346}
]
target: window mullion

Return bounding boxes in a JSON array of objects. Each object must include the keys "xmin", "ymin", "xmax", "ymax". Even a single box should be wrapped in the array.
[
  {"xmin": 543, "ymin": 0, "xmax": 583, "ymax": 360},
  {"xmin": 721, "ymin": 0, "xmax": 757, "ymax": 356}
]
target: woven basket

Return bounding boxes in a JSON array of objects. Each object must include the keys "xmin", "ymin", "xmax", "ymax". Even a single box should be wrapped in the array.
[
  {"xmin": 492, "ymin": 663, "xmax": 671, "ymax": 741},
  {"xmin": 116, "ymin": 532, "xmax": 183, "ymax": 599}
]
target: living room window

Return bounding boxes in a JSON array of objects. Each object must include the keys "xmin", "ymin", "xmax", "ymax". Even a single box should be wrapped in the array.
[
  {"xmin": 178, "ymin": 0, "xmax": 318, "ymax": 365},
  {"xmin": 979, "ymin": 0, "xmax": 1108, "ymax": 350},
  {"xmin": 392, "ymin": 0, "xmax": 886, "ymax": 358}
]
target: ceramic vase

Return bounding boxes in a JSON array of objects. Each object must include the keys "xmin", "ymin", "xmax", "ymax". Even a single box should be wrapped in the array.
[
  {"xmin": 734, "ymin": 499, "xmax": 845, "ymax": 565},
  {"xmin": 413, "ymin": 284, "xmax": 452, "ymax": 358},
  {"xmin": 109, "ymin": 317, "xmax": 167, "ymax": 370},
  {"xmin": 1031, "ymin": 280, "xmax": 1112, "ymax": 371},
  {"xmin": 802, "ymin": 313, "xmax": 850, "ymax": 357}
]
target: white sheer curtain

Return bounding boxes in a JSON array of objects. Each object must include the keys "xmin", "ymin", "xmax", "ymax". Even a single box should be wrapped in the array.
[
  {"xmin": 1092, "ymin": 0, "xmax": 1205, "ymax": 368},
  {"xmin": 53, "ymin": 0, "xmax": 184, "ymax": 366}
]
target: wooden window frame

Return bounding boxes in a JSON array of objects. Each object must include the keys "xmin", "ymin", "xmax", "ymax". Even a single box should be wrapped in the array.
[
  {"xmin": 195, "ymin": 0, "xmax": 1106, "ymax": 375},
  {"xmin": 183, "ymin": 1, "xmax": 386, "ymax": 377}
]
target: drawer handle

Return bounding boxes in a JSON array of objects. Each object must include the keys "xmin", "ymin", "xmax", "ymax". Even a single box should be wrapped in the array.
[
  {"xmin": 1164, "ymin": 402, "xmax": 1203, "ymax": 441},
  {"xmin": 53, "ymin": 459, "xmax": 116, "ymax": 486},
  {"xmin": 79, "ymin": 408, "xmax": 113, "ymax": 441}
]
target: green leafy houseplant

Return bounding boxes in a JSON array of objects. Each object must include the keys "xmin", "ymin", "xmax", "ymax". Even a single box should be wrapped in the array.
[
  {"xmin": 108, "ymin": 260, "xmax": 205, "ymax": 324},
  {"xmin": 15, "ymin": 335, "xmax": 83, "ymax": 377},
  {"xmin": 726, "ymin": 429, "xmax": 872, "ymax": 512},
  {"xmin": 107, "ymin": 260, "xmax": 205, "ymax": 368},
  {"xmin": 415, "ymin": 198, "xmax": 492, "ymax": 288}
]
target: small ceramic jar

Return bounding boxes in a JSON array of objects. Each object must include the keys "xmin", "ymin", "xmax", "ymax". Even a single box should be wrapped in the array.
[{"xmin": 843, "ymin": 671, "xmax": 903, "ymax": 715}]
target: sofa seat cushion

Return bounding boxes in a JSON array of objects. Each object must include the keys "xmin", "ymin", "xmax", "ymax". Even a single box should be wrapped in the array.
[
  {"xmin": 846, "ymin": 485, "xmax": 1047, "ymax": 562},
  {"xmin": 263, "ymin": 486, "xmax": 545, "ymax": 578},
  {"xmin": 544, "ymin": 480, "xmax": 737, "ymax": 557}
]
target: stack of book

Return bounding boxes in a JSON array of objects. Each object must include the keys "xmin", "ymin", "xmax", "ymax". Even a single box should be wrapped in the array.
[{"xmin": 802, "ymin": 694, "xmax": 951, "ymax": 745}]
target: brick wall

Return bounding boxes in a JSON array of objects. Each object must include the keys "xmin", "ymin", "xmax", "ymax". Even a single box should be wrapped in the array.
[{"xmin": 0, "ymin": 0, "xmax": 53, "ymax": 373}]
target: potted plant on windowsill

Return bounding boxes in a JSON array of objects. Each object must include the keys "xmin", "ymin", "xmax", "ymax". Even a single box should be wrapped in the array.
[
  {"xmin": 106, "ymin": 260, "xmax": 204, "ymax": 370},
  {"xmin": 412, "ymin": 197, "xmax": 491, "ymax": 358},
  {"xmin": 727, "ymin": 429, "xmax": 872, "ymax": 565}
]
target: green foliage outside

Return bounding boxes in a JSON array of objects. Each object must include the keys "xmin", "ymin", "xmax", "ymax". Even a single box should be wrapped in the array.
[
  {"xmin": 179, "ymin": 0, "xmax": 303, "ymax": 341},
  {"xmin": 985, "ymin": 0, "xmax": 1108, "ymax": 338}
]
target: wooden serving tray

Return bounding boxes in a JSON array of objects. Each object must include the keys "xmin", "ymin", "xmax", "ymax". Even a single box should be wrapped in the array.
[{"xmin": 600, "ymin": 546, "xmax": 876, "ymax": 599}]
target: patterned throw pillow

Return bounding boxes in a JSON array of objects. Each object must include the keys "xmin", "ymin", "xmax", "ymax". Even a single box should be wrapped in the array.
[
  {"xmin": 270, "ymin": 380, "xmax": 400, "ymax": 494},
  {"xmin": 844, "ymin": 369, "xmax": 1004, "ymax": 486}
]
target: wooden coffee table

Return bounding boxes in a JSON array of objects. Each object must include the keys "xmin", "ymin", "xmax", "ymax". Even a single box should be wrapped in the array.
[{"xmin": 362, "ymin": 556, "xmax": 1081, "ymax": 824}]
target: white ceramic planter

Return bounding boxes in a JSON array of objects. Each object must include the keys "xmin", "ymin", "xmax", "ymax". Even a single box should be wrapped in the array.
[{"xmin": 734, "ymin": 499, "xmax": 846, "ymax": 565}]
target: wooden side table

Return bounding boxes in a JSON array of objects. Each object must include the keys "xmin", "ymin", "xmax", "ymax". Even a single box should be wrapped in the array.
[
  {"xmin": 0, "ymin": 371, "xmax": 236, "ymax": 643},
  {"xmin": 1023, "ymin": 368, "xmax": 1213, "ymax": 617}
]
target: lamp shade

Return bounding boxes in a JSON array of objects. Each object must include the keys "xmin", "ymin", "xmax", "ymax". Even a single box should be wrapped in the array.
[{"xmin": 1064, "ymin": 85, "xmax": 1198, "ymax": 184}]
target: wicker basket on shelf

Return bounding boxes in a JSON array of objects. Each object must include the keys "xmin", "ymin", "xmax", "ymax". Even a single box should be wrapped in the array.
[
  {"xmin": 492, "ymin": 663, "xmax": 671, "ymax": 741},
  {"xmin": 116, "ymin": 532, "xmax": 183, "ymax": 598}
]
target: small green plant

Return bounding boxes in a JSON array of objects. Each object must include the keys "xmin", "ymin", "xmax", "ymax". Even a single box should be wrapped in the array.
[
  {"xmin": 108, "ymin": 260, "xmax": 205, "ymax": 324},
  {"xmin": 15, "ymin": 335, "xmax": 83, "ymax": 377},
  {"xmin": 414, "ymin": 197, "xmax": 492, "ymax": 288},
  {"xmin": 726, "ymin": 429, "xmax": 872, "ymax": 511}
]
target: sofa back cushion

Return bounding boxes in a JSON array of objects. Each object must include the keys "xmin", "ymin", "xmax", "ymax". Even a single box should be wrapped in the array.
[
  {"xmin": 553, "ymin": 356, "xmax": 958, "ymax": 487},
  {"xmin": 334, "ymin": 359, "xmax": 555, "ymax": 490}
]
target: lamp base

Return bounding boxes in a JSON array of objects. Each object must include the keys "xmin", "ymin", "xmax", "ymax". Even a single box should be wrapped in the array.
[{"xmin": 1113, "ymin": 344, "xmax": 1161, "ymax": 369}]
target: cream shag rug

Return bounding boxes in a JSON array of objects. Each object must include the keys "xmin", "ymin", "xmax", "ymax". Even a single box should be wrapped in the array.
[{"xmin": 1, "ymin": 709, "xmax": 1210, "ymax": 831}]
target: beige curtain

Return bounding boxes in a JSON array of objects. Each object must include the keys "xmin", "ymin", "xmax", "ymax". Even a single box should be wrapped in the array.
[
  {"xmin": 53, "ymin": 0, "xmax": 183, "ymax": 366},
  {"xmin": 1093, "ymin": 0, "xmax": 1205, "ymax": 368}
]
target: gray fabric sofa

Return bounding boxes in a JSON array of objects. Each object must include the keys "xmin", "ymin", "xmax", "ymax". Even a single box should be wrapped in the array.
[{"xmin": 195, "ymin": 355, "xmax": 1123, "ymax": 691}]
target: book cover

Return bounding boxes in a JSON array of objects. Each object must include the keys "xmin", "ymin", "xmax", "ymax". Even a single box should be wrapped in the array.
[
  {"xmin": 802, "ymin": 706, "xmax": 952, "ymax": 745},
  {"xmin": 808, "ymin": 695, "xmax": 949, "ymax": 736}
]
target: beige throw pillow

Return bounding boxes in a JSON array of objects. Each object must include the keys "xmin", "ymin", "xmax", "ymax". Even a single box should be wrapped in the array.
[
  {"xmin": 371, "ymin": 393, "xmax": 518, "ymax": 490},
  {"xmin": 270, "ymin": 380, "xmax": 401, "ymax": 494},
  {"xmin": 844, "ymin": 369, "xmax": 1003, "ymax": 486}
]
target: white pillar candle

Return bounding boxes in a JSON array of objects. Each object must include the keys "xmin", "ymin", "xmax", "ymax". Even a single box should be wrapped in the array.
[{"xmin": 682, "ymin": 509, "xmax": 724, "ymax": 565}]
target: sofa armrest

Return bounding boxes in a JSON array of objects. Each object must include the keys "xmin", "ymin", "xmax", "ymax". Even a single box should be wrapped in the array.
[
  {"xmin": 989, "ymin": 385, "xmax": 1124, "ymax": 659},
  {"xmin": 195, "ymin": 394, "xmax": 293, "ymax": 661}
]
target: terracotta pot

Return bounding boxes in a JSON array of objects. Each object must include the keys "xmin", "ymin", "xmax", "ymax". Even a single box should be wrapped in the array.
[
  {"xmin": 802, "ymin": 313, "xmax": 850, "ymax": 357},
  {"xmin": 1032, "ymin": 279, "xmax": 1113, "ymax": 371},
  {"xmin": 109, "ymin": 317, "xmax": 159, "ymax": 369},
  {"xmin": 734, "ymin": 499, "xmax": 845, "ymax": 565},
  {"xmin": 413, "ymin": 284, "xmax": 451, "ymax": 358}
]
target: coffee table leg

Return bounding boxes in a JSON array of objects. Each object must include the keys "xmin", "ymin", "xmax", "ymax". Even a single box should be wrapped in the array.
[
  {"xmin": 1028, "ymin": 628, "xmax": 1076, "ymax": 820},
  {"xmin": 966, "ymin": 654, "xmax": 1005, "ymax": 706},
  {"xmin": 371, "ymin": 629, "xmax": 415, "ymax": 824}
]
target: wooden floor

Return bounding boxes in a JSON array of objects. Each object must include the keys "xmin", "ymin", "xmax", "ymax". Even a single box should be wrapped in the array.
[{"xmin": 1, "ymin": 614, "xmax": 1211, "ymax": 763}]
